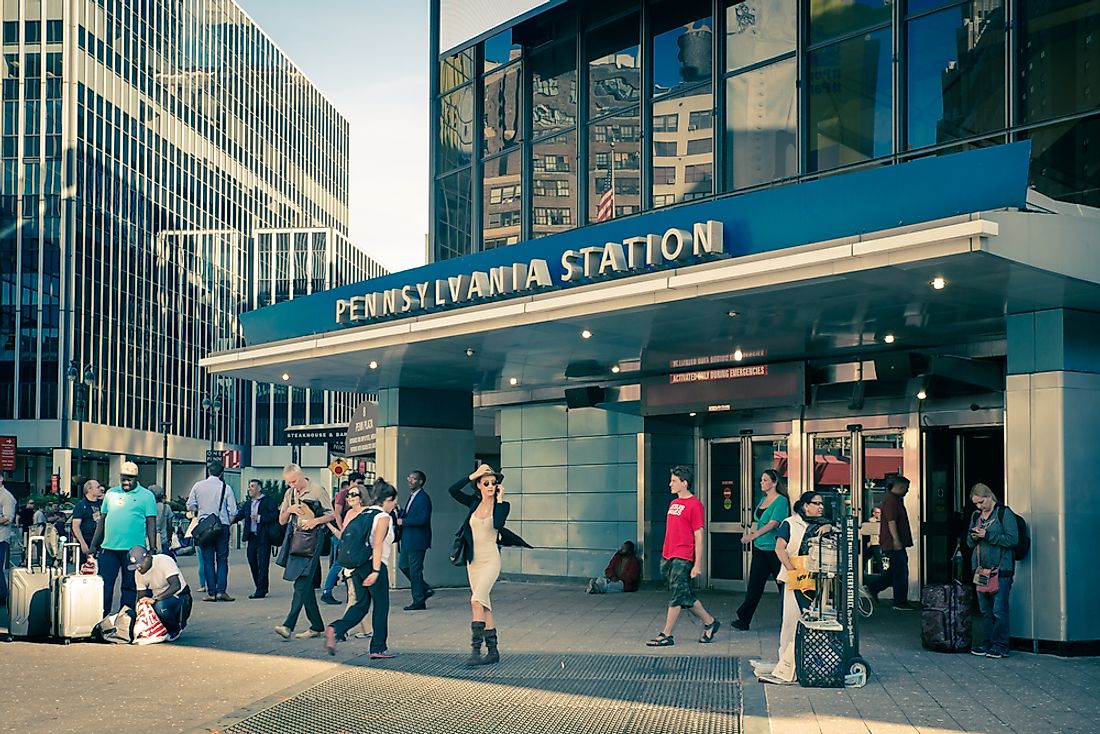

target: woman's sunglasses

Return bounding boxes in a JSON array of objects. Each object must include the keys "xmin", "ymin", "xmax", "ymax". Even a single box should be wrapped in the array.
[
  {"xmin": 807, "ymin": 500, "xmax": 824, "ymax": 506},
  {"xmin": 348, "ymin": 492, "xmax": 361, "ymax": 498}
]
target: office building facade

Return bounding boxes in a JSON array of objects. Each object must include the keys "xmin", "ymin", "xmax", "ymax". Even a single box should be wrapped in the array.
[{"xmin": 0, "ymin": 0, "xmax": 375, "ymax": 497}]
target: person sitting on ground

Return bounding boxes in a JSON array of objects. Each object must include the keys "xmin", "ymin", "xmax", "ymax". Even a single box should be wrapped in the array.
[
  {"xmin": 587, "ymin": 541, "xmax": 641, "ymax": 594},
  {"xmin": 128, "ymin": 545, "xmax": 193, "ymax": 642}
]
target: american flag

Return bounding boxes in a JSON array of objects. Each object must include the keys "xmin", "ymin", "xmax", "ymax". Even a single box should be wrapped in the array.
[{"xmin": 595, "ymin": 164, "xmax": 614, "ymax": 222}]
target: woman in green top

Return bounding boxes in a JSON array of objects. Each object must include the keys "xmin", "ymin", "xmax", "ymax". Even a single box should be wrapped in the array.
[{"xmin": 732, "ymin": 469, "xmax": 790, "ymax": 631}]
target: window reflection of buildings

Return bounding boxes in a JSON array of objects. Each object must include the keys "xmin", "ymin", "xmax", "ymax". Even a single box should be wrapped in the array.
[
  {"xmin": 588, "ymin": 54, "xmax": 641, "ymax": 220},
  {"xmin": 935, "ymin": 0, "xmax": 1005, "ymax": 145}
]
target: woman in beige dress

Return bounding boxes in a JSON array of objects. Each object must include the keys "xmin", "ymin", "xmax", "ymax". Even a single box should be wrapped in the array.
[{"xmin": 448, "ymin": 464, "xmax": 530, "ymax": 666}]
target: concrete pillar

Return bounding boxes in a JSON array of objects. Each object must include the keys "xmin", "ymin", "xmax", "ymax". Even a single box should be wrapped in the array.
[
  {"xmin": 1006, "ymin": 309, "xmax": 1100, "ymax": 651},
  {"xmin": 108, "ymin": 455, "xmax": 124, "ymax": 487},
  {"xmin": 376, "ymin": 388, "xmax": 475, "ymax": 590},
  {"xmin": 52, "ymin": 448, "xmax": 72, "ymax": 499}
]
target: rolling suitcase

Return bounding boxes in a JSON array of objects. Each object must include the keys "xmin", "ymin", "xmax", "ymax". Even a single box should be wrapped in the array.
[
  {"xmin": 921, "ymin": 581, "xmax": 972, "ymax": 652},
  {"xmin": 52, "ymin": 542, "xmax": 104, "ymax": 643},
  {"xmin": 9, "ymin": 536, "xmax": 56, "ymax": 639}
]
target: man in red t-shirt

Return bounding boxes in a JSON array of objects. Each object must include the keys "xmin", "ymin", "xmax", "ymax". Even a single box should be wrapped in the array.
[
  {"xmin": 865, "ymin": 476, "xmax": 918, "ymax": 610},
  {"xmin": 646, "ymin": 466, "xmax": 721, "ymax": 646}
]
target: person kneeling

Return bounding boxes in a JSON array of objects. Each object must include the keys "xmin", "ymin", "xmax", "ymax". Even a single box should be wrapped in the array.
[
  {"xmin": 128, "ymin": 546, "xmax": 193, "ymax": 642},
  {"xmin": 587, "ymin": 541, "xmax": 640, "ymax": 594}
]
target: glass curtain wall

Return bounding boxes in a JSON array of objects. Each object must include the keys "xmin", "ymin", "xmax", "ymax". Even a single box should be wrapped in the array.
[{"xmin": 431, "ymin": 0, "xmax": 1100, "ymax": 261}]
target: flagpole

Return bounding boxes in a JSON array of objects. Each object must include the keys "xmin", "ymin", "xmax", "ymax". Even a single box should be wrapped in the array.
[{"xmin": 609, "ymin": 140, "xmax": 616, "ymax": 218}]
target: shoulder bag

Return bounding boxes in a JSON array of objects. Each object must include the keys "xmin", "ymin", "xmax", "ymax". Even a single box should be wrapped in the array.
[
  {"xmin": 288, "ymin": 495, "xmax": 320, "ymax": 558},
  {"xmin": 192, "ymin": 482, "xmax": 228, "ymax": 548},
  {"xmin": 974, "ymin": 544, "xmax": 1000, "ymax": 594},
  {"xmin": 449, "ymin": 525, "xmax": 470, "ymax": 566}
]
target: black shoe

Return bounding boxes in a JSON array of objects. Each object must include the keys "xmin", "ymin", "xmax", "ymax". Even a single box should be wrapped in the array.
[
  {"xmin": 320, "ymin": 592, "xmax": 341, "ymax": 605},
  {"xmin": 248, "ymin": 592, "xmax": 267, "ymax": 599},
  {"xmin": 730, "ymin": 619, "xmax": 750, "ymax": 631},
  {"xmin": 425, "ymin": 588, "xmax": 435, "ymax": 599},
  {"xmin": 404, "ymin": 602, "xmax": 427, "ymax": 611}
]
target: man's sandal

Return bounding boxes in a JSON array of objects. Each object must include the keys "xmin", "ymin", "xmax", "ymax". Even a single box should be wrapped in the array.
[
  {"xmin": 699, "ymin": 619, "xmax": 722, "ymax": 643},
  {"xmin": 646, "ymin": 633, "xmax": 675, "ymax": 647}
]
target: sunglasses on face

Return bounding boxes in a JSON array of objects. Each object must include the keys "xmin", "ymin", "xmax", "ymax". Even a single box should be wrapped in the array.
[
  {"xmin": 348, "ymin": 492, "xmax": 361, "ymax": 498},
  {"xmin": 807, "ymin": 500, "xmax": 824, "ymax": 506}
]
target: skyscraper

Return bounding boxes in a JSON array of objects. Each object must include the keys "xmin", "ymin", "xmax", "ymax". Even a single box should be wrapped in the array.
[{"xmin": 0, "ymin": 0, "xmax": 379, "ymax": 496}]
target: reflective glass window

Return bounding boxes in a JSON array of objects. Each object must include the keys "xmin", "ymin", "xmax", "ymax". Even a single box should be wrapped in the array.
[
  {"xmin": 484, "ymin": 28, "xmax": 521, "ymax": 72},
  {"xmin": 906, "ymin": 2, "xmax": 1005, "ymax": 150},
  {"xmin": 725, "ymin": 57, "xmax": 797, "ymax": 189},
  {"xmin": 531, "ymin": 129, "xmax": 577, "ymax": 239},
  {"xmin": 483, "ymin": 64, "xmax": 521, "ymax": 157},
  {"xmin": 587, "ymin": 14, "xmax": 641, "ymax": 119},
  {"xmin": 483, "ymin": 151, "xmax": 522, "ymax": 249},
  {"xmin": 437, "ymin": 85, "xmax": 474, "ymax": 173},
  {"xmin": 651, "ymin": 0, "xmax": 713, "ymax": 97},
  {"xmin": 529, "ymin": 40, "xmax": 576, "ymax": 138},
  {"xmin": 809, "ymin": 0, "xmax": 891, "ymax": 45},
  {"xmin": 807, "ymin": 28, "xmax": 893, "ymax": 172},
  {"xmin": 1018, "ymin": 0, "xmax": 1100, "ymax": 124},
  {"xmin": 588, "ymin": 109, "xmax": 641, "ymax": 221},
  {"xmin": 653, "ymin": 85, "xmax": 713, "ymax": 206},
  {"xmin": 1024, "ymin": 115, "xmax": 1100, "ymax": 207},
  {"xmin": 440, "ymin": 49, "xmax": 475, "ymax": 93},
  {"xmin": 726, "ymin": 0, "xmax": 796, "ymax": 72}
]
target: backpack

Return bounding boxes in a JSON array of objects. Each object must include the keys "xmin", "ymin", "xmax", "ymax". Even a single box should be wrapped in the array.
[
  {"xmin": 998, "ymin": 505, "xmax": 1031, "ymax": 561},
  {"xmin": 336, "ymin": 509, "xmax": 381, "ymax": 570}
]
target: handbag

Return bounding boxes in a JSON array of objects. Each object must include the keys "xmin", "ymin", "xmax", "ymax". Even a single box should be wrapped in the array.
[
  {"xmin": 192, "ymin": 481, "xmax": 228, "ymax": 548},
  {"xmin": 974, "ymin": 545, "xmax": 1000, "ymax": 593},
  {"xmin": 788, "ymin": 555, "xmax": 816, "ymax": 592},
  {"xmin": 289, "ymin": 517, "xmax": 319, "ymax": 557},
  {"xmin": 449, "ymin": 526, "xmax": 470, "ymax": 566},
  {"xmin": 265, "ymin": 518, "xmax": 286, "ymax": 546}
]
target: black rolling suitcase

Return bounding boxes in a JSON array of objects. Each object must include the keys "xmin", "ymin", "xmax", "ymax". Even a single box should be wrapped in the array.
[{"xmin": 921, "ymin": 581, "xmax": 972, "ymax": 652}]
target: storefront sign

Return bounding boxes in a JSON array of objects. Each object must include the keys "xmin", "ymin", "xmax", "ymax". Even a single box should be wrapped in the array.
[
  {"xmin": 0, "ymin": 436, "xmax": 15, "ymax": 471},
  {"xmin": 334, "ymin": 220, "xmax": 725, "ymax": 325},
  {"xmin": 285, "ymin": 426, "xmax": 348, "ymax": 455},
  {"xmin": 345, "ymin": 401, "xmax": 378, "ymax": 457},
  {"xmin": 642, "ymin": 361, "xmax": 805, "ymax": 416}
]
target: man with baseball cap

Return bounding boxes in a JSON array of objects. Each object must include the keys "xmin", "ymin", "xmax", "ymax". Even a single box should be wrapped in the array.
[
  {"xmin": 89, "ymin": 461, "xmax": 158, "ymax": 615},
  {"xmin": 129, "ymin": 545, "xmax": 192, "ymax": 641}
]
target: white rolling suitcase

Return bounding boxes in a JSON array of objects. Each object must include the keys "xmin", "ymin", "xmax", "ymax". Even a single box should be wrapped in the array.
[
  {"xmin": 52, "ymin": 542, "xmax": 104, "ymax": 643},
  {"xmin": 9, "ymin": 536, "xmax": 56, "ymax": 638}
]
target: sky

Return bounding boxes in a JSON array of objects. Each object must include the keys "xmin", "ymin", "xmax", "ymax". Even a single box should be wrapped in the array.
[{"xmin": 236, "ymin": 0, "xmax": 430, "ymax": 273}]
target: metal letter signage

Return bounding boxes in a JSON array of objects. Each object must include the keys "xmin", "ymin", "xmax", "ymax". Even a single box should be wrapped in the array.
[{"xmin": 334, "ymin": 220, "xmax": 725, "ymax": 326}]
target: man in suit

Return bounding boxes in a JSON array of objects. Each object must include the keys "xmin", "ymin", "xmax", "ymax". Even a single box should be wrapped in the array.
[
  {"xmin": 397, "ymin": 470, "xmax": 433, "ymax": 610},
  {"xmin": 233, "ymin": 479, "xmax": 279, "ymax": 599}
]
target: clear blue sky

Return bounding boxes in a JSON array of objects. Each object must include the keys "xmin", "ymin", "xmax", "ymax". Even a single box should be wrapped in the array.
[{"xmin": 237, "ymin": 0, "xmax": 430, "ymax": 273}]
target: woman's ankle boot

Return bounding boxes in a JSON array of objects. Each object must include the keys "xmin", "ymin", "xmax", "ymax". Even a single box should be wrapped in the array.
[
  {"xmin": 465, "ymin": 621, "xmax": 486, "ymax": 666},
  {"xmin": 482, "ymin": 628, "xmax": 500, "ymax": 665}
]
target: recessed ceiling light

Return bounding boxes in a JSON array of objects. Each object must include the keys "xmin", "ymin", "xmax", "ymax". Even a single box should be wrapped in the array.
[
  {"xmin": 368, "ymin": 360, "xmax": 378, "ymax": 370},
  {"xmin": 465, "ymin": 348, "xmax": 475, "ymax": 357},
  {"xmin": 733, "ymin": 349, "xmax": 744, "ymax": 361},
  {"xmin": 884, "ymin": 334, "xmax": 896, "ymax": 344},
  {"xmin": 508, "ymin": 377, "xmax": 518, "ymax": 386},
  {"xmin": 281, "ymin": 373, "xmax": 289, "ymax": 381},
  {"xmin": 727, "ymin": 310, "xmax": 740, "ymax": 318},
  {"xmin": 931, "ymin": 276, "xmax": 947, "ymax": 290},
  {"xmin": 916, "ymin": 388, "xmax": 928, "ymax": 400},
  {"xmin": 689, "ymin": 412, "xmax": 697, "ymax": 417},
  {"xmin": 581, "ymin": 329, "xmax": 593, "ymax": 339},
  {"xmin": 610, "ymin": 365, "xmax": 621, "ymax": 374}
]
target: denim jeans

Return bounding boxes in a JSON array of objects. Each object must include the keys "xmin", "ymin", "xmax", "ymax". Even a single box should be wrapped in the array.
[
  {"xmin": 153, "ymin": 590, "xmax": 193, "ymax": 635},
  {"xmin": 323, "ymin": 538, "xmax": 342, "ymax": 593},
  {"xmin": 977, "ymin": 572, "xmax": 1013, "ymax": 653},
  {"xmin": 197, "ymin": 529, "xmax": 230, "ymax": 595},
  {"xmin": 0, "ymin": 541, "xmax": 9, "ymax": 605},
  {"xmin": 330, "ymin": 564, "xmax": 390, "ymax": 654},
  {"xmin": 98, "ymin": 548, "xmax": 137, "ymax": 615}
]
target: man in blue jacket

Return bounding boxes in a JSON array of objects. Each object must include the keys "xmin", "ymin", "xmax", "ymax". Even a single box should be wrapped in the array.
[{"xmin": 397, "ymin": 470, "xmax": 433, "ymax": 610}]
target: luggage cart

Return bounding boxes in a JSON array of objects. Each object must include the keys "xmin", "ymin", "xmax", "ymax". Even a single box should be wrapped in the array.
[{"xmin": 794, "ymin": 500, "xmax": 871, "ymax": 688}]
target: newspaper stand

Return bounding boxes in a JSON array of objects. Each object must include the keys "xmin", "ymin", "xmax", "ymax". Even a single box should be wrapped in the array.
[{"xmin": 794, "ymin": 501, "xmax": 871, "ymax": 688}]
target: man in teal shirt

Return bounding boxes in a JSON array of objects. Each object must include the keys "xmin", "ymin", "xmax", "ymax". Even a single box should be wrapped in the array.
[{"xmin": 89, "ymin": 461, "xmax": 158, "ymax": 615}]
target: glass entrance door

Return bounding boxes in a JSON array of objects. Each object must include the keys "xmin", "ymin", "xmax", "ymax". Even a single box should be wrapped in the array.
[{"xmin": 707, "ymin": 436, "xmax": 788, "ymax": 589}]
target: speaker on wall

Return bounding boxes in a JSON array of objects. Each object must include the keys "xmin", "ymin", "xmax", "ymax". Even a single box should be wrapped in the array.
[{"xmin": 564, "ymin": 386, "xmax": 606, "ymax": 409}]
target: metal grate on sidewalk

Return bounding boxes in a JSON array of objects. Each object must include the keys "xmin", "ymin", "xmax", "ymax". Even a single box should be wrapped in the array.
[{"xmin": 222, "ymin": 652, "xmax": 742, "ymax": 734}]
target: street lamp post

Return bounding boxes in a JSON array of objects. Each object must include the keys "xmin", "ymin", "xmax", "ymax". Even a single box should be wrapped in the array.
[
  {"xmin": 201, "ymin": 390, "xmax": 223, "ymax": 460},
  {"xmin": 66, "ymin": 361, "xmax": 96, "ymax": 483}
]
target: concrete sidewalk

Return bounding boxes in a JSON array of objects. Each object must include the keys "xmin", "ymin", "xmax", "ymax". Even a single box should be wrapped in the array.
[{"xmin": 1, "ymin": 549, "xmax": 1097, "ymax": 733}]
